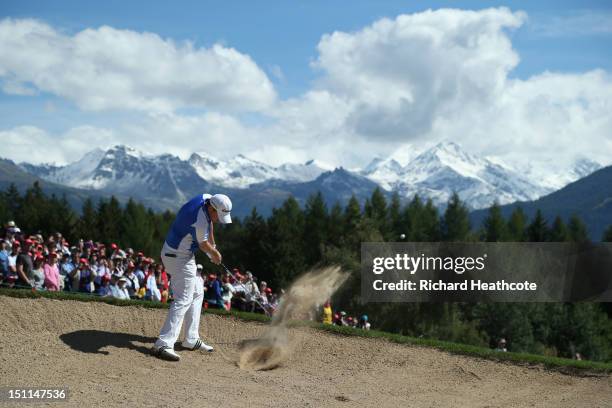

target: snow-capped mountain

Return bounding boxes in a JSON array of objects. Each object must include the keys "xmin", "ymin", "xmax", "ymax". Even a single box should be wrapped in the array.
[
  {"xmin": 362, "ymin": 157, "xmax": 404, "ymax": 190},
  {"xmin": 521, "ymin": 158, "xmax": 603, "ymax": 191},
  {"xmin": 18, "ymin": 142, "xmax": 602, "ymax": 212},
  {"xmin": 361, "ymin": 141, "xmax": 548, "ymax": 208},
  {"xmin": 392, "ymin": 142, "xmax": 549, "ymax": 208},
  {"xmin": 22, "ymin": 146, "xmax": 209, "ymax": 207},
  {"xmin": 188, "ymin": 153, "xmax": 330, "ymax": 188},
  {"xmin": 20, "ymin": 148, "xmax": 106, "ymax": 188}
]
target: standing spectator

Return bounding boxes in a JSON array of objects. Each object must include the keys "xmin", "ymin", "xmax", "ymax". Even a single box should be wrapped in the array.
[
  {"xmin": 97, "ymin": 275, "xmax": 112, "ymax": 297},
  {"xmin": 109, "ymin": 243, "xmax": 124, "ymax": 260},
  {"xmin": 112, "ymin": 254, "xmax": 125, "ymax": 276},
  {"xmin": 59, "ymin": 253, "xmax": 75, "ymax": 291},
  {"xmin": 77, "ymin": 258, "xmax": 95, "ymax": 293},
  {"xmin": 338, "ymin": 311, "xmax": 348, "ymax": 326},
  {"xmin": 322, "ymin": 300, "xmax": 333, "ymax": 325},
  {"xmin": 124, "ymin": 262, "xmax": 140, "ymax": 298},
  {"xmin": 4, "ymin": 221, "xmax": 17, "ymax": 246},
  {"xmin": 230, "ymin": 272, "xmax": 246, "ymax": 311},
  {"xmin": 134, "ymin": 260, "xmax": 146, "ymax": 288},
  {"xmin": 146, "ymin": 267, "xmax": 162, "ymax": 302},
  {"xmin": 31, "ymin": 254, "xmax": 46, "ymax": 290},
  {"xmin": 16, "ymin": 239, "xmax": 35, "ymax": 288},
  {"xmin": 43, "ymin": 253, "xmax": 61, "ymax": 291},
  {"xmin": 53, "ymin": 232, "xmax": 63, "ymax": 252},
  {"xmin": 358, "ymin": 315, "xmax": 371, "ymax": 330},
  {"xmin": 221, "ymin": 274, "xmax": 235, "ymax": 311},
  {"xmin": 0, "ymin": 239, "xmax": 9, "ymax": 281},
  {"xmin": 94, "ymin": 258, "xmax": 111, "ymax": 288},
  {"xmin": 156, "ymin": 263, "xmax": 169, "ymax": 303},
  {"xmin": 242, "ymin": 271, "xmax": 260, "ymax": 312},
  {"xmin": 495, "ymin": 338, "xmax": 508, "ymax": 352},
  {"xmin": 205, "ymin": 273, "xmax": 225, "ymax": 309},
  {"xmin": 110, "ymin": 275, "xmax": 130, "ymax": 300}
]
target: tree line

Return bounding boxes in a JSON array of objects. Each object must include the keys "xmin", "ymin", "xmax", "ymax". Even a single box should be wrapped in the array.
[{"xmin": 1, "ymin": 182, "xmax": 611, "ymax": 361}]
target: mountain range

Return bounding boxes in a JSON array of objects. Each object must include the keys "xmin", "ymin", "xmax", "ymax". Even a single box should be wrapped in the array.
[
  {"xmin": 16, "ymin": 141, "xmax": 602, "ymax": 215},
  {"xmin": 2, "ymin": 142, "xmax": 611, "ymax": 238}
]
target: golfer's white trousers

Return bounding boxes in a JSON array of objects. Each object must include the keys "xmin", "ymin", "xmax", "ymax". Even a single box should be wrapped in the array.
[{"xmin": 155, "ymin": 243, "xmax": 204, "ymax": 349}]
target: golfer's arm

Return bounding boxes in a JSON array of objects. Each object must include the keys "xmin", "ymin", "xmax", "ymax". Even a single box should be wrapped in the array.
[{"xmin": 199, "ymin": 241, "xmax": 218, "ymax": 257}]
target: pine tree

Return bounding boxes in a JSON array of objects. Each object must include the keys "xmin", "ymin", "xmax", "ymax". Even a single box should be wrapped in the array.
[
  {"xmin": 388, "ymin": 192, "xmax": 402, "ymax": 241},
  {"xmin": 402, "ymin": 195, "xmax": 440, "ymax": 241},
  {"xmin": 97, "ymin": 196, "xmax": 123, "ymax": 244},
  {"xmin": 78, "ymin": 198, "xmax": 98, "ymax": 240},
  {"xmin": 303, "ymin": 192, "xmax": 329, "ymax": 265},
  {"xmin": 343, "ymin": 195, "xmax": 362, "ymax": 250},
  {"xmin": 567, "ymin": 214, "xmax": 589, "ymax": 243},
  {"xmin": 0, "ymin": 192, "xmax": 8, "ymax": 225},
  {"xmin": 45, "ymin": 194, "xmax": 78, "ymax": 240},
  {"xmin": 344, "ymin": 195, "xmax": 362, "ymax": 233},
  {"xmin": 402, "ymin": 195, "xmax": 422, "ymax": 241},
  {"xmin": 4, "ymin": 183, "xmax": 21, "ymax": 220},
  {"xmin": 422, "ymin": 199, "xmax": 442, "ymax": 241},
  {"xmin": 19, "ymin": 182, "xmax": 46, "ymax": 233},
  {"xmin": 442, "ymin": 193, "xmax": 470, "ymax": 241},
  {"xmin": 549, "ymin": 216, "xmax": 569, "ymax": 242},
  {"xmin": 328, "ymin": 202, "xmax": 344, "ymax": 245},
  {"xmin": 368, "ymin": 188, "xmax": 388, "ymax": 237},
  {"xmin": 507, "ymin": 207, "xmax": 527, "ymax": 241},
  {"xmin": 267, "ymin": 197, "xmax": 307, "ymax": 288},
  {"xmin": 483, "ymin": 202, "xmax": 508, "ymax": 242},
  {"xmin": 240, "ymin": 207, "xmax": 270, "ymax": 280},
  {"xmin": 122, "ymin": 199, "xmax": 155, "ymax": 252},
  {"xmin": 527, "ymin": 210, "xmax": 548, "ymax": 242}
]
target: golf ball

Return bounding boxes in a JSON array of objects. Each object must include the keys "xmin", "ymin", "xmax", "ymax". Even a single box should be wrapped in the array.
[{"xmin": 400, "ymin": 234, "xmax": 406, "ymax": 240}]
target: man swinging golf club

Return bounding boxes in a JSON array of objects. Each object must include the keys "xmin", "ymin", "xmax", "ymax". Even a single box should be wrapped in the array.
[{"xmin": 152, "ymin": 193, "xmax": 232, "ymax": 361}]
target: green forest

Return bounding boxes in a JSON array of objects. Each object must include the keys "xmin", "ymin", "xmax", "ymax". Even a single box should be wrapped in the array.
[{"xmin": 2, "ymin": 182, "xmax": 612, "ymax": 362}]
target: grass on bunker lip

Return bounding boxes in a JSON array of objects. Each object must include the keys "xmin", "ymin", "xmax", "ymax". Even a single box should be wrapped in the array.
[{"xmin": 1, "ymin": 287, "xmax": 611, "ymax": 375}]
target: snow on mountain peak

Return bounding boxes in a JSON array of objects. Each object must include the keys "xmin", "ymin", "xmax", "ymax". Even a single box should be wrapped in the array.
[{"xmin": 18, "ymin": 141, "xmax": 601, "ymax": 211}]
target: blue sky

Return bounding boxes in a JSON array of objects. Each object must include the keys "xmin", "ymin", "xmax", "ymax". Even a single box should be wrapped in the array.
[{"xmin": 0, "ymin": 1, "xmax": 611, "ymax": 171}]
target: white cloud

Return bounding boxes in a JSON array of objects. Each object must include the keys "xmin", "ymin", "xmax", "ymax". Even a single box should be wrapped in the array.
[
  {"xmin": 310, "ymin": 7, "xmax": 526, "ymax": 140},
  {"xmin": 1, "ymin": 9, "xmax": 611, "ymax": 173},
  {"xmin": 262, "ymin": 7, "xmax": 612, "ymax": 170},
  {"xmin": 0, "ymin": 125, "xmax": 118, "ymax": 165},
  {"xmin": 0, "ymin": 18, "xmax": 276, "ymax": 112}
]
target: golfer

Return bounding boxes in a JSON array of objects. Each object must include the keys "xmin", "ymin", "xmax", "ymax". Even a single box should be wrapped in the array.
[{"xmin": 152, "ymin": 193, "xmax": 232, "ymax": 361}]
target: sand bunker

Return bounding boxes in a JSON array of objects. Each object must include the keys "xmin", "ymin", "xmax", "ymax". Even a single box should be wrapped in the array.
[
  {"xmin": 238, "ymin": 266, "xmax": 348, "ymax": 370},
  {"xmin": 1, "ymin": 295, "xmax": 610, "ymax": 407}
]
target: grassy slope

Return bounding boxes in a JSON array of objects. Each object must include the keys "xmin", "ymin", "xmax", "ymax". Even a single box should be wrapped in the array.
[{"xmin": 1, "ymin": 288, "xmax": 610, "ymax": 375}]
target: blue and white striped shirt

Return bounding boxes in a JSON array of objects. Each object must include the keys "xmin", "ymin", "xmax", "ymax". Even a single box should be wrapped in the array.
[{"xmin": 165, "ymin": 194, "xmax": 212, "ymax": 256}]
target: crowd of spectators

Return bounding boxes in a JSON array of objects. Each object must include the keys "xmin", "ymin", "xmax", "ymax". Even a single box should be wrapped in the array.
[
  {"xmin": 0, "ymin": 220, "xmax": 171, "ymax": 302},
  {"xmin": 201, "ymin": 265, "xmax": 280, "ymax": 315},
  {"xmin": 0, "ymin": 221, "xmax": 283, "ymax": 315},
  {"xmin": 321, "ymin": 300, "xmax": 371, "ymax": 330},
  {"xmin": 1, "ymin": 221, "xmax": 371, "ymax": 328}
]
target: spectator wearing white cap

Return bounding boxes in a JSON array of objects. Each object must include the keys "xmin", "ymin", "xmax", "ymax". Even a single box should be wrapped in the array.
[
  {"xmin": 110, "ymin": 275, "xmax": 130, "ymax": 300},
  {"xmin": 152, "ymin": 193, "xmax": 232, "ymax": 361}
]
